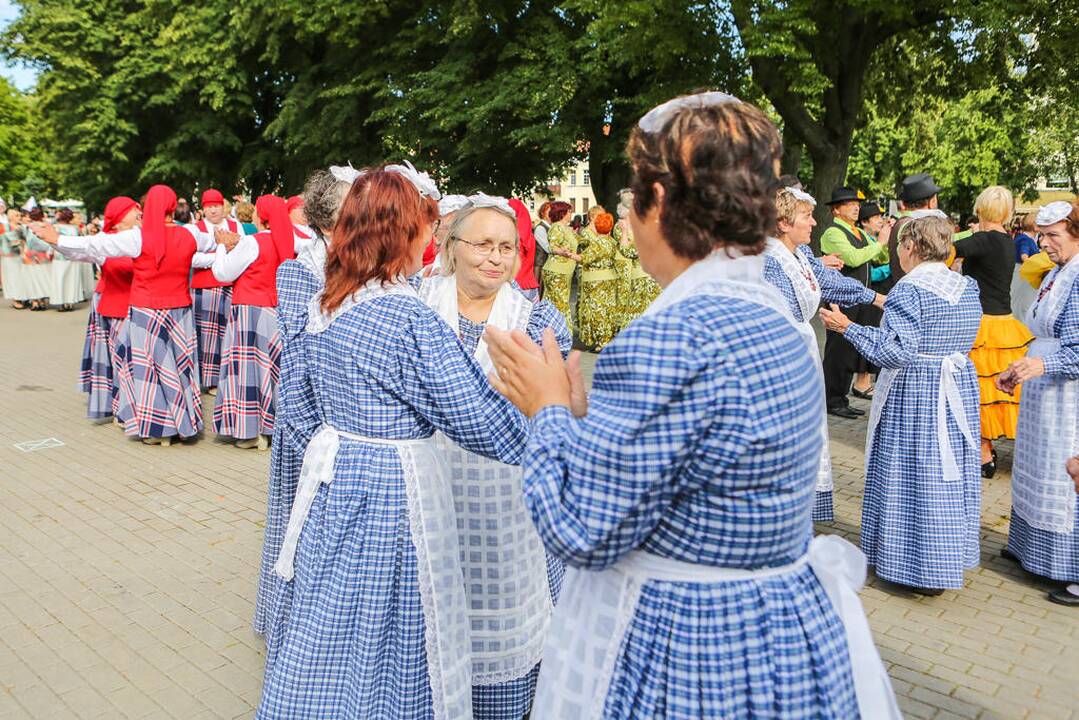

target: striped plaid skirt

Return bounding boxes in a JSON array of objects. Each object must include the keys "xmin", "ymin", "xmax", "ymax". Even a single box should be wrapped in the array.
[
  {"xmin": 115, "ymin": 306, "xmax": 203, "ymax": 439},
  {"xmin": 193, "ymin": 286, "xmax": 232, "ymax": 389},
  {"xmin": 1007, "ymin": 507, "xmax": 1079, "ymax": 582},
  {"xmin": 213, "ymin": 304, "xmax": 281, "ymax": 439},
  {"xmin": 78, "ymin": 294, "xmax": 116, "ymax": 419}
]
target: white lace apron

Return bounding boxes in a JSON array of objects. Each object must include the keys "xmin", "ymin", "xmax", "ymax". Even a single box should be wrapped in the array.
[
  {"xmin": 864, "ymin": 264, "xmax": 977, "ymax": 484},
  {"xmin": 531, "ymin": 251, "xmax": 899, "ymax": 719},
  {"xmin": 764, "ymin": 239, "xmax": 832, "ymax": 492},
  {"xmin": 275, "ymin": 279, "xmax": 474, "ymax": 720},
  {"xmin": 1013, "ymin": 256, "xmax": 1079, "ymax": 534},
  {"xmin": 418, "ymin": 275, "xmax": 553, "ymax": 684}
]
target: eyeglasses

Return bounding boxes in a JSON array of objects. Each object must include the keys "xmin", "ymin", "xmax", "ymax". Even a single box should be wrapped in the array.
[{"xmin": 453, "ymin": 236, "xmax": 518, "ymax": 258}]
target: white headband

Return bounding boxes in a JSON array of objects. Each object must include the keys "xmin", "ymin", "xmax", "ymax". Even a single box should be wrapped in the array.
[
  {"xmin": 438, "ymin": 194, "xmax": 470, "ymax": 216},
  {"xmin": 780, "ymin": 186, "xmax": 817, "ymax": 207},
  {"xmin": 908, "ymin": 208, "xmax": 947, "ymax": 220},
  {"xmin": 1036, "ymin": 201, "xmax": 1073, "ymax": 227},
  {"xmin": 385, "ymin": 161, "xmax": 442, "ymax": 201},
  {"xmin": 329, "ymin": 162, "xmax": 363, "ymax": 184},
  {"xmin": 466, "ymin": 192, "xmax": 515, "ymax": 218},
  {"xmin": 638, "ymin": 91, "xmax": 739, "ymax": 134}
]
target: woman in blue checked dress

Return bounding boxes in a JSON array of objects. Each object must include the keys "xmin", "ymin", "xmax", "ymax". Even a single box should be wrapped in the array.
[
  {"xmin": 996, "ymin": 200, "xmax": 1079, "ymax": 606},
  {"xmin": 254, "ymin": 169, "xmax": 347, "ymax": 639},
  {"xmin": 258, "ymin": 168, "xmax": 531, "ymax": 720},
  {"xmin": 822, "ymin": 216, "xmax": 982, "ymax": 594},
  {"xmin": 764, "ymin": 187, "xmax": 883, "ymax": 523},
  {"xmin": 485, "ymin": 96, "xmax": 898, "ymax": 719},
  {"xmin": 419, "ymin": 197, "xmax": 570, "ymax": 719}
]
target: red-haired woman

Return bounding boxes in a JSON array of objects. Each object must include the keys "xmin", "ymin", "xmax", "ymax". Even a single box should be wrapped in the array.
[
  {"xmin": 56, "ymin": 197, "xmax": 141, "ymax": 420},
  {"xmin": 540, "ymin": 200, "xmax": 579, "ymax": 331},
  {"xmin": 209, "ymin": 195, "xmax": 298, "ymax": 449},
  {"xmin": 33, "ymin": 185, "xmax": 205, "ymax": 445},
  {"xmin": 577, "ymin": 211, "xmax": 620, "ymax": 349},
  {"xmin": 258, "ymin": 167, "xmax": 529, "ymax": 719}
]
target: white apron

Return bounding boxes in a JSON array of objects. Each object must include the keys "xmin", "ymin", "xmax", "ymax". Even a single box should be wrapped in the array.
[
  {"xmin": 418, "ymin": 274, "xmax": 554, "ymax": 684},
  {"xmin": 276, "ymin": 279, "xmax": 474, "ymax": 720},
  {"xmin": 764, "ymin": 239, "xmax": 831, "ymax": 492},
  {"xmin": 864, "ymin": 264, "xmax": 977, "ymax": 483},
  {"xmin": 1012, "ymin": 255, "xmax": 1079, "ymax": 534},
  {"xmin": 531, "ymin": 251, "xmax": 900, "ymax": 720}
]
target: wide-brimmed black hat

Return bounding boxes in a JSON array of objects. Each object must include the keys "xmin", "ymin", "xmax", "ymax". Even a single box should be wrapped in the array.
[
  {"xmin": 826, "ymin": 187, "xmax": 862, "ymax": 205},
  {"xmin": 898, "ymin": 173, "xmax": 943, "ymax": 203},
  {"xmin": 858, "ymin": 202, "xmax": 883, "ymax": 223}
]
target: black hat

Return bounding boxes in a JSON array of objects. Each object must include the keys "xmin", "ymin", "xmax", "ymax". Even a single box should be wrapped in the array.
[
  {"xmin": 826, "ymin": 187, "xmax": 862, "ymax": 205},
  {"xmin": 898, "ymin": 173, "xmax": 943, "ymax": 203},
  {"xmin": 858, "ymin": 202, "xmax": 883, "ymax": 223}
]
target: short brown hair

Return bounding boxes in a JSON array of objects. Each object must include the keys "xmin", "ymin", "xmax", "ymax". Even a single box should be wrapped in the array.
[
  {"xmin": 900, "ymin": 216, "xmax": 953, "ymax": 262},
  {"xmin": 235, "ymin": 201, "xmax": 255, "ymax": 223},
  {"xmin": 775, "ymin": 188, "xmax": 813, "ymax": 228},
  {"xmin": 627, "ymin": 99, "xmax": 781, "ymax": 259}
]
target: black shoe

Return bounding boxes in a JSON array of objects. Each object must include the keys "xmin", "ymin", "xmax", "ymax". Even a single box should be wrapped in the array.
[
  {"xmin": 849, "ymin": 406, "xmax": 865, "ymax": 416},
  {"xmin": 1047, "ymin": 586, "xmax": 1079, "ymax": 606},
  {"xmin": 1000, "ymin": 547, "xmax": 1019, "ymax": 562},
  {"xmin": 828, "ymin": 406, "xmax": 861, "ymax": 419},
  {"xmin": 851, "ymin": 386, "xmax": 875, "ymax": 400},
  {"xmin": 981, "ymin": 459, "xmax": 997, "ymax": 479},
  {"xmin": 896, "ymin": 583, "xmax": 944, "ymax": 596}
]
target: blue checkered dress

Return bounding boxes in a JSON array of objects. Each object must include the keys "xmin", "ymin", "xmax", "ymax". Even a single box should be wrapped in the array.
[
  {"xmin": 523, "ymin": 292, "xmax": 858, "ymax": 719},
  {"xmin": 764, "ymin": 246, "xmax": 876, "ymax": 523},
  {"xmin": 458, "ymin": 299, "xmax": 570, "ymax": 720},
  {"xmin": 845, "ymin": 277, "xmax": 982, "ymax": 589},
  {"xmin": 253, "ymin": 260, "xmax": 322, "ymax": 639},
  {"xmin": 1007, "ymin": 274, "xmax": 1079, "ymax": 582},
  {"xmin": 256, "ymin": 293, "xmax": 529, "ymax": 720}
]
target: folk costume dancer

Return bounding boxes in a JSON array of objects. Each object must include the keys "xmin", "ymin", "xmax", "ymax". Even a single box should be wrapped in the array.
[
  {"xmin": 1000, "ymin": 200, "xmax": 1079, "ymax": 607},
  {"xmin": 32, "ymin": 185, "xmax": 208, "ymax": 445},
  {"xmin": 763, "ymin": 187, "xmax": 884, "ymax": 523},
  {"xmin": 486, "ymin": 93, "xmax": 899, "ymax": 720},
  {"xmin": 418, "ymin": 195, "xmax": 570, "ymax": 718},
  {"xmin": 823, "ymin": 216, "xmax": 982, "ymax": 595},
  {"xmin": 51, "ymin": 209, "xmax": 87, "ymax": 311},
  {"xmin": 210, "ymin": 195, "xmax": 299, "ymax": 449},
  {"xmin": 191, "ymin": 189, "xmax": 241, "ymax": 393},
  {"xmin": 258, "ymin": 166, "xmax": 530, "ymax": 720},
  {"xmin": 540, "ymin": 201, "xmax": 580, "ymax": 333}
]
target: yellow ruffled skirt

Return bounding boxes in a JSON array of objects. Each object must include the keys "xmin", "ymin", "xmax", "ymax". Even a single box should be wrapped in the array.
[{"xmin": 969, "ymin": 313, "xmax": 1034, "ymax": 440}]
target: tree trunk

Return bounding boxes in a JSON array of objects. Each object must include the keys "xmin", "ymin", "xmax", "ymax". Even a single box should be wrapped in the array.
[
  {"xmin": 808, "ymin": 148, "xmax": 848, "ymax": 253},
  {"xmin": 780, "ymin": 127, "xmax": 804, "ymax": 179}
]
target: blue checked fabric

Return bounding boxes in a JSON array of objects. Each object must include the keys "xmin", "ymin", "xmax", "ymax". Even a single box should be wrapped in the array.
[
  {"xmin": 256, "ymin": 293, "xmax": 529, "ymax": 719},
  {"xmin": 762, "ymin": 245, "xmax": 875, "ymax": 323},
  {"xmin": 522, "ymin": 292, "xmax": 859, "ymax": 719},
  {"xmin": 845, "ymin": 277, "xmax": 983, "ymax": 589}
]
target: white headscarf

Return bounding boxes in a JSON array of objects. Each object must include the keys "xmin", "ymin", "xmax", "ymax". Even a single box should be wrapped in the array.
[
  {"xmin": 1036, "ymin": 201, "xmax": 1073, "ymax": 227},
  {"xmin": 638, "ymin": 91, "xmax": 739, "ymax": 133}
]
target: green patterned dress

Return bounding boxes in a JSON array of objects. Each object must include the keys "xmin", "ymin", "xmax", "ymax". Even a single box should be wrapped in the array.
[
  {"xmin": 541, "ymin": 222, "xmax": 579, "ymax": 333},
  {"xmin": 576, "ymin": 230, "xmax": 620, "ymax": 350},
  {"xmin": 613, "ymin": 222, "xmax": 660, "ymax": 328}
]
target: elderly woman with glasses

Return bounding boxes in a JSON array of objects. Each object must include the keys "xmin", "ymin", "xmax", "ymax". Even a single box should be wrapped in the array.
[
  {"xmin": 821, "ymin": 216, "xmax": 982, "ymax": 597},
  {"xmin": 417, "ymin": 195, "xmax": 570, "ymax": 718}
]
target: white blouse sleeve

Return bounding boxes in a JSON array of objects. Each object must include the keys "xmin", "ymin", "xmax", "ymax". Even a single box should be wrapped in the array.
[
  {"xmin": 191, "ymin": 252, "xmax": 217, "ymax": 269},
  {"xmin": 211, "ymin": 234, "xmax": 259, "ymax": 283},
  {"xmin": 184, "ymin": 224, "xmax": 219, "ymax": 253},
  {"xmin": 57, "ymin": 228, "xmax": 142, "ymax": 259}
]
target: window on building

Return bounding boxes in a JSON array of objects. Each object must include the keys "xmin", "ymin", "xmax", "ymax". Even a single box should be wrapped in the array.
[
  {"xmin": 569, "ymin": 171, "xmax": 577, "ymax": 187},
  {"xmin": 583, "ymin": 170, "xmax": 590, "ymax": 186},
  {"xmin": 582, "ymin": 197, "xmax": 590, "ymax": 213}
]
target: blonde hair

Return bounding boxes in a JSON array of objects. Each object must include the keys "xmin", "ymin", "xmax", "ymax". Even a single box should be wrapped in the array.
[
  {"xmin": 900, "ymin": 216, "xmax": 953, "ymax": 262},
  {"xmin": 974, "ymin": 185, "xmax": 1014, "ymax": 225},
  {"xmin": 441, "ymin": 205, "xmax": 519, "ymax": 275},
  {"xmin": 775, "ymin": 188, "xmax": 813, "ymax": 228},
  {"xmin": 587, "ymin": 205, "xmax": 606, "ymax": 222}
]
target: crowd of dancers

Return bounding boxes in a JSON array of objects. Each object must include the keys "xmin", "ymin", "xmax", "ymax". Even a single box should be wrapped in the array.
[{"xmin": 4, "ymin": 91, "xmax": 1078, "ymax": 719}]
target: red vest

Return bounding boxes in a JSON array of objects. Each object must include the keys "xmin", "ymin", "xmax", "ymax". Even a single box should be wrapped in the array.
[
  {"xmin": 128, "ymin": 226, "xmax": 196, "ymax": 309},
  {"xmin": 190, "ymin": 218, "xmax": 240, "ymax": 289},
  {"xmin": 231, "ymin": 232, "xmax": 294, "ymax": 307},
  {"xmin": 96, "ymin": 257, "xmax": 134, "ymax": 319}
]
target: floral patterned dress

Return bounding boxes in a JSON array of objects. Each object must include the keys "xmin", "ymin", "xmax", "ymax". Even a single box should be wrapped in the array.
[
  {"xmin": 577, "ymin": 229, "xmax": 620, "ymax": 350},
  {"xmin": 540, "ymin": 222, "xmax": 578, "ymax": 334},
  {"xmin": 613, "ymin": 221, "xmax": 660, "ymax": 328}
]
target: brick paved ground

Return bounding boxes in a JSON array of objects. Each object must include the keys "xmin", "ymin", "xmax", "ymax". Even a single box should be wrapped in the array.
[{"xmin": 0, "ymin": 304, "xmax": 1076, "ymax": 719}]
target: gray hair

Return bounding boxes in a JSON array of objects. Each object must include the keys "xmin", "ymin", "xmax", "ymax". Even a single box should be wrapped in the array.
[
  {"xmin": 900, "ymin": 216, "xmax": 953, "ymax": 262},
  {"xmin": 440, "ymin": 205, "xmax": 519, "ymax": 275},
  {"xmin": 616, "ymin": 188, "xmax": 633, "ymax": 220},
  {"xmin": 303, "ymin": 170, "xmax": 352, "ymax": 234}
]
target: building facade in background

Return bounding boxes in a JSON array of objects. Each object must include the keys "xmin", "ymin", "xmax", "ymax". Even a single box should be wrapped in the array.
[{"xmin": 527, "ymin": 158, "xmax": 598, "ymax": 220}]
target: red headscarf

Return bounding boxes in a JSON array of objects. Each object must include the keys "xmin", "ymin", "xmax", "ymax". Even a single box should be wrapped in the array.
[
  {"xmin": 255, "ymin": 195, "xmax": 296, "ymax": 262},
  {"xmin": 507, "ymin": 198, "xmax": 538, "ymax": 290},
  {"xmin": 201, "ymin": 189, "xmax": 224, "ymax": 207},
  {"xmin": 286, "ymin": 195, "xmax": 304, "ymax": 214},
  {"xmin": 103, "ymin": 197, "xmax": 140, "ymax": 233},
  {"xmin": 142, "ymin": 185, "xmax": 178, "ymax": 268}
]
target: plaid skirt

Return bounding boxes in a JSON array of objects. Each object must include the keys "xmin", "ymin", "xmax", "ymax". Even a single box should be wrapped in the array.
[
  {"xmin": 1007, "ymin": 507, "xmax": 1079, "ymax": 582},
  {"xmin": 78, "ymin": 294, "xmax": 115, "ymax": 418},
  {"xmin": 110, "ymin": 318, "xmax": 131, "ymax": 422},
  {"xmin": 115, "ymin": 306, "xmax": 203, "ymax": 439},
  {"xmin": 813, "ymin": 489, "xmax": 834, "ymax": 523},
  {"xmin": 213, "ymin": 304, "xmax": 281, "ymax": 439},
  {"xmin": 193, "ymin": 286, "xmax": 232, "ymax": 389}
]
